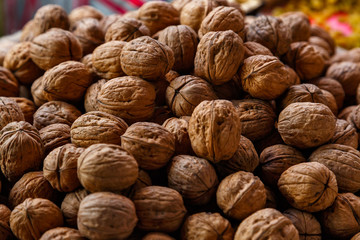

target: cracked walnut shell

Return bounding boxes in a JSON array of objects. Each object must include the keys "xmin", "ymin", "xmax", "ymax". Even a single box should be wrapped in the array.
[{"xmin": 105, "ymin": 18, "xmax": 150, "ymax": 42}]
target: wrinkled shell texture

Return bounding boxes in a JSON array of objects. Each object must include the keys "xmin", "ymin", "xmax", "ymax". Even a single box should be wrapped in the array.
[
  {"xmin": 311, "ymin": 25, "xmax": 335, "ymax": 55},
  {"xmin": 39, "ymin": 227, "xmax": 85, "ymax": 240},
  {"xmin": 39, "ymin": 123, "xmax": 71, "ymax": 154},
  {"xmin": 31, "ymin": 77, "xmax": 47, "ymax": 107},
  {"xmin": 78, "ymin": 143, "xmax": 138, "ymax": 193},
  {"xmin": 84, "ymin": 79, "xmax": 106, "ymax": 112},
  {"xmin": 121, "ymin": 122, "xmax": 175, "ymax": 170},
  {"xmin": 162, "ymin": 117, "xmax": 192, "ymax": 155},
  {"xmin": 330, "ymin": 119, "xmax": 358, "ymax": 149},
  {"xmin": 217, "ymin": 171, "xmax": 266, "ymax": 221},
  {"xmin": 188, "ymin": 100, "xmax": 241, "ymax": 163},
  {"xmin": 11, "ymin": 97, "xmax": 36, "ymax": 124},
  {"xmin": 243, "ymin": 41, "xmax": 273, "ymax": 59},
  {"xmin": 133, "ymin": 186, "xmax": 187, "ymax": 232},
  {"xmin": 69, "ymin": 5, "xmax": 104, "ymax": 24},
  {"xmin": 77, "ymin": 192, "xmax": 138, "ymax": 240},
  {"xmin": 105, "ymin": 17, "xmax": 150, "ymax": 42},
  {"xmin": 280, "ymin": 11, "xmax": 310, "ymax": 42},
  {"xmin": 143, "ymin": 232, "xmax": 175, "ymax": 240},
  {"xmin": 121, "ymin": 169, "xmax": 152, "ymax": 199},
  {"xmin": 277, "ymin": 102, "xmax": 336, "ymax": 149},
  {"xmin": 0, "ymin": 66, "xmax": 19, "ymax": 97},
  {"xmin": 61, "ymin": 188, "xmax": 88, "ymax": 227},
  {"xmin": 234, "ymin": 208, "xmax": 299, "ymax": 240},
  {"xmin": 278, "ymin": 162, "xmax": 338, "ymax": 212},
  {"xmin": 326, "ymin": 61, "xmax": 360, "ymax": 96},
  {"xmin": 194, "ymin": 30, "xmax": 244, "ymax": 85},
  {"xmin": 0, "ymin": 97, "xmax": 24, "ymax": 130}
]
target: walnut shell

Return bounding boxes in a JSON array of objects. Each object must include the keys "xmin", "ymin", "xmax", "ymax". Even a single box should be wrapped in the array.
[
  {"xmin": 234, "ymin": 208, "xmax": 299, "ymax": 240},
  {"xmin": 148, "ymin": 105, "xmax": 174, "ymax": 125},
  {"xmin": 10, "ymin": 198, "xmax": 64, "ymax": 240},
  {"xmin": 0, "ymin": 97, "xmax": 24, "ymax": 131},
  {"xmin": 105, "ymin": 18, "xmax": 150, "ymax": 42},
  {"xmin": 39, "ymin": 123, "xmax": 71, "ymax": 154},
  {"xmin": 321, "ymin": 89, "xmax": 338, "ymax": 115},
  {"xmin": 339, "ymin": 105, "xmax": 357, "ymax": 120},
  {"xmin": 97, "ymin": 76, "xmax": 156, "ymax": 122},
  {"xmin": 71, "ymin": 111, "xmax": 128, "ymax": 147},
  {"xmin": 61, "ymin": 188, "xmax": 88, "ymax": 227},
  {"xmin": 31, "ymin": 76, "xmax": 47, "ymax": 107},
  {"xmin": 279, "ymin": 11, "xmax": 310, "ymax": 42},
  {"xmin": 121, "ymin": 122, "xmax": 175, "ymax": 170},
  {"xmin": 286, "ymin": 65, "xmax": 301, "ymax": 85},
  {"xmin": 330, "ymin": 119, "xmax": 358, "ymax": 149},
  {"xmin": 143, "ymin": 232, "xmax": 175, "ymax": 240},
  {"xmin": 10, "ymin": 97, "xmax": 35, "ymax": 124},
  {"xmin": 330, "ymin": 48, "xmax": 360, "ymax": 64},
  {"xmin": 0, "ymin": 39, "xmax": 16, "ymax": 66},
  {"xmin": 162, "ymin": 117, "xmax": 192, "ymax": 155},
  {"xmin": 278, "ymin": 162, "xmax": 338, "ymax": 212},
  {"xmin": 0, "ymin": 205, "xmax": 10, "ymax": 223},
  {"xmin": 194, "ymin": 30, "xmax": 244, "ymax": 85},
  {"xmin": 309, "ymin": 77, "xmax": 345, "ymax": 109},
  {"xmin": 216, "ymin": 171, "xmax": 266, "ymax": 220},
  {"xmin": 277, "ymin": 102, "xmax": 336, "ymax": 149},
  {"xmin": 33, "ymin": 101, "xmax": 81, "ymax": 130},
  {"xmin": 309, "ymin": 36, "xmax": 332, "ymax": 57},
  {"xmin": 310, "ymin": 25, "xmax": 335, "ymax": 56},
  {"xmin": 133, "ymin": 186, "xmax": 187, "ymax": 232},
  {"xmin": 99, "ymin": 14, "xmax": 122, "ymax": 34},
  {"xmin": 243, "ymin": 42, "xmax": 273, "ymax": 59},
  {"xmin": 0, "ymin": 66, "xmax": 19, "ymax": 97},
  {"xmin": 181, "ymin": 212, "xmax": 234, "ymax": 240},
  {"xmin": 69, "ymin": 5, "xmax": 104, "ymax": 26},
  {"xmin": 84, "ymin": 79, "xmax": 106, "ymax": 112},
  {"xmin": 30, "ymin": 28, "xmax": 82, "ymax": 70},
  {"xmin": 81, "ymin": 54, "xmax": 97, "ymax": 79},
  {"xmin": 20, "ymin": 20, "xmax": 37, "ymax": 42},
  {"xmin": 166, "ymin": 75, "xmax": 218, "ymax": 117},
  {"xmin": 40, "ymin": 227, "xmax": 85, "ymax": 240},
  {"xmin": 253, "ymin": 128, "xmax": 284, "ymax": 154},
  {"xmin": 120, "ymin": 36, "xmax": 175, "ymax": 81},
  {"xmin": 121, "ymin": 169, "xmax": 152, "ymax": 199},
  {"xmin": 326, "ymin": 61, "xmax": 360, "ymax": 96},
  {"xmin": 78, "ymin": 192, "xmax": 137, "ymax": 240}
]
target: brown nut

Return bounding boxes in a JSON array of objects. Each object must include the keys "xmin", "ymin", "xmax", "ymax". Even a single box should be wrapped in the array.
[
  {"xmin": 40, "ymin": 227, "xmax": 85, "ymax": 240},
  {"xmin": 99, "ymin": 14, "xmax": 122, "ymax": 34},
  {"xmin": 330, "ymin": 48, "xmax": 360, "ymax": 64},
  {"xmin": 20, "ymin": 20, "xmax": 37, "ymax": 42},
  {"xmin": 121, "ymin": 169, "xmax": 152, "ymax": 199},
  {"xmin": 162, "ymin": 117, "xmax": 192, "ymax": 155},
  {"xmin": 39, "ymin": 123, "xmax": 71, "ymax": 155},
  {"xmin": 278, "ymin": 162, "xmax": 338, "ymax": 212},
  {"xmin": 105, "ymin": 18, "xmax": 150, "ymax": 42},
  {"xmin": 321, "ymin": 89, "xmax": 338, "ymax": 115},
  {"xmin": 0, "ymin": 97, "xmax": 24, "ymax": 131},
  {"xmin": 78, "ymin": 192, "xmax": 137, "ymax": 240},
  {"xmin": 31, "ymin": 76, "xmax": 47, "ymax": 107},
  {"xmin": 69, "ymin": 5, "xmax": 104, "ymax": 26},
  {"xmin": 243, "ymin": 41, "xmax": 273, "ymax": 59},
  {"xmin": 309, "ymin": 77, "xmax": 345, "ymax": 109},
  {"xmin": 330, "ymin": 119, "xmax": 358, "ymax": 149},
  {"xmin": 309, "ymin": 36, "xmax": 332, "ymax": 57},
  {"xmin": 10, "ymin": 97, "xmax": 35, "ymax": 124},
  {"xmin": 143, "ymin": 232, "xmax": 175, "ymax": 240},
  {"xmin": 326, "ymin": 61, "xmax": 360, "ymax": 96},
  {"xmin": 84, "ymin": 79, "xmax": 107, "ymax": 112},
  {"xmin": 311, "ymin": 25, "xmax": 335, "ymax": 56},
  {"xmin": 61, "ymin": 188, "xmax": 89, "ymax": 227},
  {"xmin": 279, "ymin": 11, "xmax": 311, "ymax": 42},
  {"xmin": 0, "ymin": 66, "xmax": 19, "ymax": 97},
  {"xmin": 0, "ymin": 205, "xmax": 10, "ymax": 223}
]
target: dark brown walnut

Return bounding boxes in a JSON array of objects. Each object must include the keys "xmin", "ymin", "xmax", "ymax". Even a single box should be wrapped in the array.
[
  {"xmin": 326, "ymin": 61, "xmax": 360, "ymax": 96},
  {"xmin": 279, "ymin": 11, "xmax": 310, "ymax": 42},
  {"xmin": 278, "ymin": 162, "xmax": 338, "ymax": 212},
  {"xmin": 181, "ymin": 212, "xmax": 234, "ymax": 240},
  {"xmin": 212, "ymin": 76, "xmax": 243, "ymax": 100},
  {"xmin": 310, "ymin": 77, "xmax": 345, "ymax": 109},
  {"xmin": 0, "ymin": 121, "xmax": 43, "ymax": 182},
  {"xmin": 286, "ymin": 65, "xmax": 301, "ymax": 85},
  {"xmin": 198, "ymin": 6, "xmax": 245, "ymax": 39},
  {"xmin": 143, "ymin": 232, "xmax": 175, "ymax": 240},
  {"xmin": 321, "ymin": 89, "xmax": 338, "ymax": 115},
  {"xmin": 162, "ymin": 117, "xmax": 192, "ymax": 155},
  {"xmin": 96, "ymin": 76, "xmax": 156, "ymax": 122},
  {"xmin": 189, "ymin": 100, "xmax": 241, "ymax": 163},
  {"xmin": 78, "ymin": 192, "xmax": 138, "ymax": 240},
  {"xmin": 168, "ymin": 155, "xmax": 218, "ymax": 205},
  {"xmin": 148, "ymin": 106, "xmax": 174, "ymax": 125},
  {"xmin": 40, "ymin": 227, "xmax": 85, "ymax": 240},
  {"xmin": 253, "ymin": 128, "xmax": 284, "ymax": 154},
  {"xmin": 70, "ymin": 18, "xmax": 104, "ymax": 55},
  {"xmin": 105, "ymin": 18, "xmax": 150, "ymax": 42},
  {"xmin": 33, "ymin": 101, "xmax": 81, "ymax": 130},
  {"xmin": 234, "ymin": 208, "xmax": 299, "ymax": 240},
  {"xmin": 309, "ymin": 144, "xmax": 360, "ymax": 193},
  {"xmin": 330, "ymin": 119, "xmax": 358, "ymax": 149},
  {"xmin": 10, "ymin": 198, "xmax": 64, "ymax": 240},
  {"xmin": 8, "ymin": 171, "xmax": 59, "ymax": 209},
  {"xmin": 339, "ymin": 105, "xmax": 356, "ymax": 120},
  {"xmin": 3, "ymin": 42, "xmax": 43, "ymax": 85},
  {"xmin": 310, "ymin": 25, "xmax": 336, "ymax": 56},
  {"xmin": 71, "ymin": 111, "xmax": 128, "ymax": 147},
  {"xmin": 31, "ymin": 76, "xmax": 47, "ymax": 107},
  {"xmin": 30, "ymin": 28, "xmax": 82, "ymax": 70},
  {"xmin": 243, "ymin": 42, "xmax": 273, "ymax": 59},
  {"xmin": 0, "ymin": 204, "xmax": 11, "ymax": 239},
  {"xmin": 320, "ymin": 193, "xmax": 360, "ymax": 239},
  {"xmin": 240, "ymin": 55, "xmax": 292, "ymax": 100},
  {"xmin": 43, "ymin": 144, "xmax": 84, "ymax": 192},
  {"xmin": 158, "ymin": 25, "xmax": 198, "ymax": 73},
  {"xmin": 277, "ymin": 102, "xmax": 336, "ymax": 149},
  {"xmin": 194, "ymin": 30, "xmax": 244, "ymax": 85},
  {"xmin": 216, "ymin": 136, "xmax": 259, "ymax": 178},
  {"xmin": 138, "ymin": 1, "xmax": 180, "ymax": 35},
  {"xmin": 283, "ymin": 208, "xmax": 321, "ymax": 240},
  {"xmin": 120, "ymin": 36, "xmax": 175, "ymax": 81},
  {"xmin": 133, "ymin": 186, "xmax": 186, "ymax": 232},
  {"xmin": 100, "ymin": 14, "xmax": 122, "ymax": 34},
  {"xmin": 68, "ymin": 5, "xmax": 104, "ymax": 26},
  {"xmin": 311, "ymin": 43, "xmax": 331, "ymax": 63},
  {"xmin": 150, "ymin": 77, "xmax": 169, "ymax": 106},
  {"xmin": 61, "ymin": 188, "xmax": 88, "ymax": 227},
  {"xmin": 84, "ymin": 79, "xmax": 106, "ymax": 112},
  {"xmin": 259, "ymin": 144, "xmax": 306, "ymax": 187},
  {"xmin": 121, "ymin": 169, "xmax": 152, "ymax": 199},
  {"xmin": 232, "ymin": 99, "xmax": 276, "ymax": 141},
  {"xmin": 166, "ymin": 75, "xmax": 218, "ymax": 117},
  {"xmin": 330, "ymin": 48, "xmax": 360, "ymax": 64},
  {"xmin": 42, "ymin": 61, "xmax": 92, "ymax": 102},
  {"xmin": 121, "ymin": 122, "xmax": 175, "ymax": 170},
  {"xmin": 217, "ymin": 171, "xmax": 266, "ymax": 221},
  {"xmin": 10, "ymin": 97, "xmax": 35, "ymax": 124},
  {"xmin": 0, "ymin": 67, "xmax": 19, "ymax": 97},
  {"xmin": 265, "ymin": 187, "xmax": 278, "ymax": 209},
  {"xmin": 39, "ymin": 123, "xmax": 71, "ymax": 154},
  {"xmin": 309, "ymin": 36, "xmax": 332, "ymax": 57},
  {"xmin": 0, "ymin": 97, "xmax": 24, "ymax": 130},
  {"xmin": 78, "ymin": 143, "xmax": 138, "ymax": 193},
  {"xmin": 246, "ymin": 15, "xmax": 291, "ymax": 56},
  {"xmin": 0, "ymin": 205, "xmax": 10, "ymax": 223}
]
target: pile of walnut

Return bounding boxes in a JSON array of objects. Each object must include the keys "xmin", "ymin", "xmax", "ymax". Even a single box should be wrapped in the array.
[{"xmin": 1, "ymin": 1, "xmax": 360, "ymax": 240}]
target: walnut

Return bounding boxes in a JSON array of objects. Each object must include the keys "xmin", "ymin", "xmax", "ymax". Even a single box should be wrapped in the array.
[
  {"xmin": 321, "ymin": 89, "xmax": 338, "ymax": 115},
  {"xmin": 0, "ymin": 205, "xmax": 10, "ymax": 223},
  {"xmin": 181, "ymin": 212, "xmax": 234, "ymax": 240},
  {"xmin": 96, "ymin": 76, "xmax": 156, "ymax": 122},
  {"xmin": 326, "ymin": 61, "xmax": 360, "ymax": 96},
  {"xmin": 320, "ymin": 193, "xmax": 360, "ymax": 239},
  {"xmin": 40, "ymin": 227, "xmax": 85, "ymax": 240},
  {"xmin": 158, "ymin": 25, "xmax": 198, "ymax": 72},
  {"xmin": 33, "ymin": 101, "xmax": 81, "ymax": 130},
  {"xmin": 0, "ymin": 121, "xmax": 43, "ymax": 182},
  {"xmin": 120, "ymin": 36, "xmax": 175, "ymax": 81},
  {"xmin": 20, "ymin": 20, "xmax": 37, "ymax": 42},
  {"xmin": 69, "ymin": 5, "xmax": 104, "ymax": 26},
  {"xmin": 189, "ymin": 100, "xmax": 241, "ymax": 163},
  {"xmin": 121, "ymin": 122, "xmax": 175, "ymax": 170},
  {"xmin": 148, "ymin": 106, "xmax": 174, "ymax": 125},
  {"xmin": 243, "ymin": 42, "xmax": 273, "ymax": 59},
  {"xmin": 285, "ymin": 65, "xmax": 301, "ymax": 85},
  {"xmin": 212, "ymin": 76, "xmax": 243, "ymax": 100},
  {"xmin": 0, "ymin": 97, "xmax": 24, "ymax": 130},
  {"xmin": 166, "ymin": 75, "xmax": 218, "ymax": 117},
  {"xmin": 283, "ymin": 208, "xmax": 321, "ymax": 240},
  {"xmin": 10, "ymin": 97, "xmax": 36, "ymax": 124},
  {"xmin": 309, "ymin": 36, "xmax": 332, "ymax": 57},
  {"xmin": 105, "ymin": 18, "xmax": 150, "ymax": 42},
  {"xmin": 168, "ymin": 155, "xmax": 218, "ymax": 205},
  {"xmin": 279, "ymin": 11, "xmax": 310, "ymax": 42},
  {"xmin": 339, "ymin": 105, "xmax": 356, "ymax": 120},
  {"xmin": 309, "ymin": 77, "xmax": 345, "ymax": 109},
  {"xmin": 278, "ymin": 162, "xmax": 338, "ymax": 212},
  {"xmin": 215, "ymin": 136, "xmax": 259, "ymax": 178},
  {"xmin": 311, "ymin": 43, "xmax": 331, "ymax": 62},
  {"xmin": 39, "ymin": 123, "xmax": 71, "ymax": 154},
  {"xmin": 0, "ymin": 40, "xmax": 16, "ymax": 66},
  {"xmin": 162, "ymin": 117, "xmax": 192, "ymax": 155},
  {"xmin": 78, "ymin": 192, "xmax": 138, "ymax": 240},
  {"xmin": 70, "ymin": 18, "xmax": 104, "ymax": 55},
  {"xmin": 152, "ymin": 77, "xmax": 169, "ymax": 106},
  {"xmin": 253, "ymin": 128, "xmax": 284, "ymax": 154},
  {"xmin": 194, "ymin": 30, "xmax": 244, "ymax": 85},
  {"xmin": 81, "ymin": 54, "xmax": 98, "ymax": 80},
  {"xmin": 240, "ymin": 55, "xmax": 292, "ymax": 100},
  {"xmin": 264, "ymin": 187, "xmax": 278, "ymax": 209},
  {"xmin": 311, "ymin": 25, "xmax": 335, "ymax": 56},
  {"xmin": 30, "ymin": 28, "xmax": 82, "ymax": 70},
  {"xmin": 3, "ymin": 42, "xmax": 43, "ymax": 85},
  {"xmin": 0, "ymin": 67, "xmax": 19, "ymax": 97},
  {"xmin": 216, "ymin": 171, "xmax": 266, "ymax": 220},
  {"xmin": 138, "ymin": 1, "xmax": 180, "ymax": 35},
  {"xmin": 143, "ymin": 232, "xmax": 175, "ymax": 240},
  {"xmin": 61, "ymin": 188, "xmax": 88, "ymax": 227},
  {"xmin": 172, "ymin": 0, "xmax": 192, "ymax": 11},
  {"xmin": 133, "ymin": 186, "xmax": 187, "ymax": 232},
  {"xmin": 121, "ymin": 169, "xmax": 152, "ymax": 199},
  {"xmin": 330, "ymin": 48, "xmax": 360, "ymax": 64},
  {"xmin": 330, "ymin": 119, "xmax": 358, "ymax": 149},
  {"xmin": 232, "ymin": 99, "xmax": 276, "ymax": 141},
  {"xmin": 8, "ymin": 171, "xmax": 59, "ymax": 209},
  {"xmin": 31, "ymin": 76, "xmax": 47, "ymax": 107},
  {"xmin": 277, "ymin": 102, "xmax": 336, "ymax": 149},
  {"xmin": 99, "ymin": 14, "xmax": 122, "ymax": 34},
  {"xmin": 84, "ymin": 79, "xmax": 106, "ymax": 112},
  {"xmin": 10, "ymin": 198, "xmax": 64, "ymax": 240}
]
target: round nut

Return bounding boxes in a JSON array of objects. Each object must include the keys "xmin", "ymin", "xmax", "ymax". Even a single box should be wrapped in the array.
[
  {"xmin": 121, "ymin": 169, "xmax": 152, "ymax": 199},
  {"xmin": 39, "ymin": 123, "xmax": 71, "ymax": 155},
  {"xmin": 10, "ymin": 97, "xmax": 36, "ymax": 124},
  {"xmin": 243, "ymin": 42, "xmax": 273, "ymax": 59},
  {"xmin": 84, "ymin": 79, "xmax": 107, "ymax": 112},
  {"xmin": 309, "ymin": 77, "xmax": 345, "ymax": 109},
  {"xmin": 105, "ymin": 18, "xmax": 150, "ymax": 42},
  {"xmin": 0, "ymin": 97, "xmax": 24, "ymax": 131},
  {"xmin": 0, "ymin": 67, "xmax": 19, "ymax": 97},
  {"xmin": 69, "ymin": 5, "xmax": 104, "ymax": 25},
  {"xmin": 329, "ymin": 119, "xmax": 358, "ymax": 149},
  {"xmin": 279, "ymin": 11, "xmax": 311, "ymax": 42},
  {"xmin": 162, "ymin": 117, "xmax": 192, "ymax": 155},
  {"xmin": 326, "ymin": 61, "xmax": 360, "ymax": 96},
  {"xmin": 61, "ymin": 188, "xmax": 88, "ymax": 227},
  {"xmin": 40, "ymin": 227, "xmax": 85, "ymax": 240}
]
